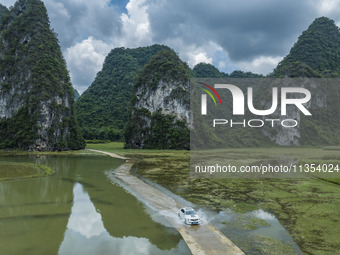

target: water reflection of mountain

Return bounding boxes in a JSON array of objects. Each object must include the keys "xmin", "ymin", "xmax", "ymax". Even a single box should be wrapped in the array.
[
  {"xmin": 0, "ymin": 155, "xmax": 189, "ymax": 254},
  {"xmin": 70, "ymin": 155, "xmax": 183, "ymax": 251},
  {"xmin": 59, "ymin": 183, "xmax": 188, "ymax": 255}
]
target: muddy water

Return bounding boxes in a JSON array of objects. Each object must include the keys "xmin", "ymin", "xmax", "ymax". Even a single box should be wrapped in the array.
[
  {"xmin": 0, "ymin": 155, "xmax": 190, "ymax": 255},
  {"xmin": 136, "ymin": 175, "xmax": 303, "ymax": 254}
]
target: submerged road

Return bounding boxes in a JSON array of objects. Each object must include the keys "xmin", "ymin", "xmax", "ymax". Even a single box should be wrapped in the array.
[{"xmin": 87, "ymin": 149, "xmax": 244, "ymax": 255}]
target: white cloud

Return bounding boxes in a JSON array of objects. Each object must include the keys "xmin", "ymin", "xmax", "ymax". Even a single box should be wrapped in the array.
[
  {"xmin": 319, "ymin": 0, "xmax": 340, "ymax": 13},
  {"xmin": 237, "ymin": 56, "xmax": 283, "ymax": 75},
  {"xmin": 218, "ymin": 61, "xmax": 226, "ymax": 69},
  {"xmin": 156, "ymin": 39, "xmax": 222, "ymax": 70},
  {"xmin": 185, "ymin": 42, "xmax": 223, "ymax": 68},
  {"xmin": 117, "ymin": 0, "xmax": 151, "ymax": 47},
  {"xmin": 44, "ymin": 0, "xmax": 121, "ymax": 48},
  {"xmin": 192, "ymin": 53, "xmax": 213, "ymax": 66},
  {"xmin": 65, "ymin": 37, "xmax": 113, "ymax": 93},
  {"xmin": 317, "ymin": 0, "xmax": 340, "ymax": 25},
  {"xmin": 3, "ymin": 0, "xmax": 340, "ymax": 91},
  {"xmin": 0, "ymin": 0, "xmax": 15, "ymax": 7}
]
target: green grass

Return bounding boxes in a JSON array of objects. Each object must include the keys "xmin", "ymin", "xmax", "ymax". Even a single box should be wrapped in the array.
[
  {"xmin": 222, "ymin": 214, "xmax": 270, "ymax": 231},
  {"xmin": 87, "ymin": 142, "xmax": 189, "ymax": 159},
  {"xmin": 87, "ymin": 143, "xmax": 340, "ymax": 255},
  {"xmin": 0, "ymin": 161, "xmax": 55, "ymax": 181},
  {"xmin": 322, "ymin": 178, "xmax": 340, "ymax": 184},
  {"xmin": 0, "ymin": 149, "xmax": 94, "ymax": 157},
  {"xmin": 0, "ymin": 149, "xmax": 97, "ymax": 181}
]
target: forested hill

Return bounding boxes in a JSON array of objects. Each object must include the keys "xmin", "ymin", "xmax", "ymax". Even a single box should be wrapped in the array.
[
  {"xmin": 266, "ymin": 16, "xmax": 340, "ymax": 146},
  {"xmin": 0, "ymin": 0, "xmax": 84, "ymax": 150},
  {"xmin": 76, "ymin": 16, "xmax": 340, "ymax": 147},
  {"xmin": 192, "ymin": 62, "xmax": 263, "ymax": 78},
  {"xmin": 75, "ymin": 44, "xmax": 171, "ymax": 141},
  {"xmin": 125, "ymin": 50, "xmax": 190, "ymax": 149},
  {"xmin": 273, "ymin": 17, "xmax": 340, "ymax": 77}
]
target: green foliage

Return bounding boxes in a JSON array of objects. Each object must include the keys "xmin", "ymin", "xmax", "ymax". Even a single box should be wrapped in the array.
[
  {"xmin": 145, "ymin": 111, "xmax": 189, "ymax": 149},
  {"xmin": 229, "ymin": 70, "xmax": 263, "ymax": 78},
  {"xmin": 273, "ymin": 61, "xmax": 322, "ymax": 78},
  {"xmin": 85, "ymin": 139, "xmax": 111, "ymax": 144},
  {"xmin": 125, "ymin": 109, "xmax": 189, "ymax": 150},
  {"xmin": 82, "ymin": 126, "xmax": 123, "ymax": 141},
  {"xmin": 75, "ymin": 44, "xmax": 171, "ymax": 141},
  {"xmin": 134, "ymin": 50, "xmax": 190, "ymax": 90},
  {"xmin": 192, "ymin": 63, "xmax": 262, "ymax": 78},
  {"xmin": 273, "ymin": 17, "xmax": 340, "ymax": 77},
  {"xmin": 125, "ymin": 50, "xmax": 190, "ymax": 149},
  {"xmin": 0, "ymin": 4, "xmax": 9, "ymax": 26},
  {"xmin": 0, "ymin": 0, "xmax": 84, "ymax": 150},
  {"xmin": 192, "ymin": 62, "xmax": 227, "ymax": 78},
  {"xmin": 0, "ymin": 107, "xmax": 38, "ymax": 149}
]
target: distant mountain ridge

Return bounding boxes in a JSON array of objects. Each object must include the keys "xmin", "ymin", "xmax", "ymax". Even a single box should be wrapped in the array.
[{"xmin": 76, "ymin": 16, "xmax": 340, "ymax": 148}]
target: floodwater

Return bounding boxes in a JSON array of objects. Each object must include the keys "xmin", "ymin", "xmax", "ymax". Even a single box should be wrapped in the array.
[
  {"xmin": 216, "ymin": 209, "xmax": 303, "ymax": 254},
  {"xmin": 134, "ymin": 175, "xmax": 303, "ymax": 254},
  {"xmin": 0, "ymin": 155, "xmax": 191, "ymax": 255}
]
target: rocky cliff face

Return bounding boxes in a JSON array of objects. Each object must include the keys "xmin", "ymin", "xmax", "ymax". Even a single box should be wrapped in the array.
[
  {"xmin": 0, "ymin": 0, "xmax": 84, "ymax": 150},
  {"xmin": 125, "ymin": 50, "xmax": 190, "ymax": 149},
  {"xmin": 259, "ymin": 78, "xmax": 337, "ymax": 146},
  {"xmin": 134, "ymin": 80, "xmax": 190, "ymax": 123}
]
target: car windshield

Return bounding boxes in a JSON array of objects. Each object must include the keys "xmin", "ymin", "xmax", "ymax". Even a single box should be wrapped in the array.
[{"xmin": 186, "ymin": 210, "xmax": 196, "ymax": 215}]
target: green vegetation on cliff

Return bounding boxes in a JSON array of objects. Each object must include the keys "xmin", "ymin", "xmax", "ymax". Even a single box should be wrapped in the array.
[
  {"xmin": 125, "ymin": 50, "xmax": 190, "ymax": 149},
  {"xmin": 0, "ymin": 0, "xmax": 84, "ymax": 150},
  {"xmin": 133, "ymin": 50, "xmax": 190, "ymax": 90},
  {"xmin": 273, "ymin": 17, "xmax": 340, "ymax": 77},
  {"xmin": 75, "ymin": 44, "xmax": 171, "ymax": 141},
  {"xmin": 192, "ymin": 62, "xmax": 263, "ymax": 78},
  {"xmin": 0, "ymin": 4, "xmax": 8, "ymax": 25},
  {"xmin": 229, "ymin": 70, "xmax": 263, "ymax": 78},
  {"xmin": 192, "ymin": 63, "xmax": 226, "ymax": 78}
]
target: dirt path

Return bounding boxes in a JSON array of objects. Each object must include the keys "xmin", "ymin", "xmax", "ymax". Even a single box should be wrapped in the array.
[
  {"xmin": 87, "ymin": 149, "xmax": 244, "ymax": 255},
  {"xmin": 86, "ymin": 149, "xmax": 129, "ymax": 160}
]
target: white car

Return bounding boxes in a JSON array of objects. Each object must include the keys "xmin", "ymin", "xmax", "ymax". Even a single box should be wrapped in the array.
[{"xmin": 178, "ymin": 207, "xmax": 200, "ymax": 225}]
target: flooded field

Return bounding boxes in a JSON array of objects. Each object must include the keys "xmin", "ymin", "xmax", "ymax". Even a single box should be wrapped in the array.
[
  {"xmin": 0, "ymin": 154, "xmax": 190, "ymax": 255},
  {"xmin": 87, "ymin": 143, "xmax": 340, "ymax": 255}
]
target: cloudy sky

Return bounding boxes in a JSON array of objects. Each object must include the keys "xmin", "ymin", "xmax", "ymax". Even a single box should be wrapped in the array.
[{"xmin": 2, "ymin": 0, "xmax": 340, "ymax": 93}]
